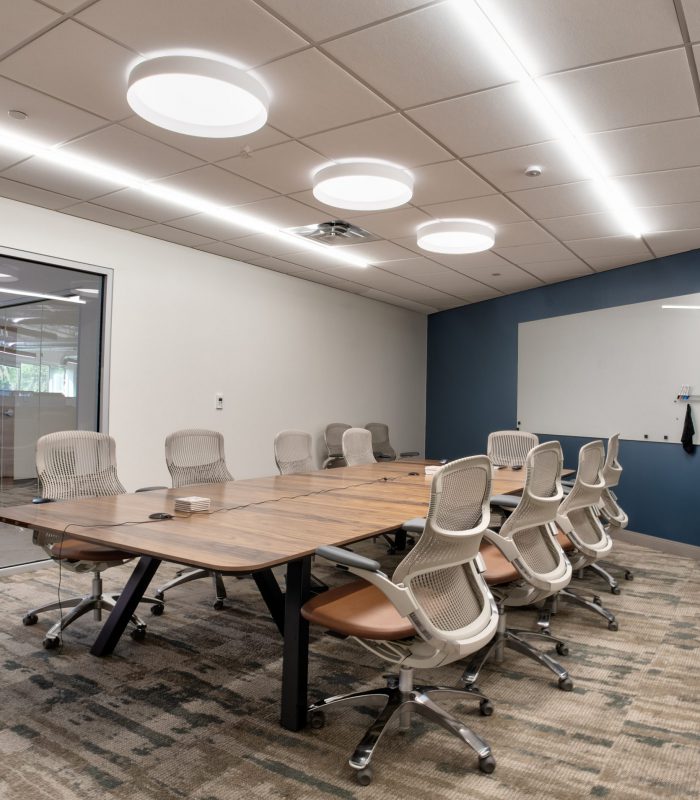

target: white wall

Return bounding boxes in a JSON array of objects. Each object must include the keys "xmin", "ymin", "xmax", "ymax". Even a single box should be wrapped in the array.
[{"xmin": 0, "ymin": 198, "xmax": 427, "ymax": 490}]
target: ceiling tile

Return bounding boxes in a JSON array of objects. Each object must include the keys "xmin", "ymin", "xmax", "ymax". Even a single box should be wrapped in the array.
[
  {"xmin": 0, "ymin": 76, "xmax": 106, "ymax": 145},
  {"xmin": 229, "ymin": 233, "xmax": 305, "ymax": 256},
  {"xmin": 90, "ymin": 188, "xmax": 189, "ymax": 223},
  {"xmin": 61, "ymin": 201, "xmax": 152, "ymax": 229},
  {"xmin": 588, "ymin": 254, "xmax": 653, "ymax": 271},
  {"xmin": 686, "ymin": 3, "xmax": 700, "ymax": 40},
  {"xmin": 233, "ymin": 196, "xmax": 321, "ymax": 228},
  {"xmin": 0, "ymin": 0, "xmax": 59, "ymax": 54},
  {"xmin": 196, "ymin": 242, "xmax": 286, "ymax": 265},
  {"xmin": 0, "ymin": 176, "xmax": 77, "ymax": 209},
  {"xmin": 60, "ymin": 125, "xmax": 204, "ymax": 179},
  {"xmin": 301, "ymin": 113, "xmax": 450, "ymax": 168},
  {"xmin": 392, "ymin": 237, "xmax": 510, "ymax": 270},
  {"xmin": 0, "ymin": 145, "xmax": 30, "ymax": 173},
  {"xmin": 287, "ymin": 189, "xmax": 368, "ymax": 219},
  {"xmin": 77, "ymin": 0, "xmax": 305, "ymax": 65},
  {"xmin": 152, "ymin": 164, "xmax": 276, "ymax": 207},
  {"xmin": 324, "ymin": 4, "xmax": 514, "ymax": 108},
  {"xmin": 260, "ymin": 0, "xmax": 430, "ymax": 40},
  {"xmin": 421, "ymin": 194, "xmax": 528, "ymax": 225},
  {"xmin": 134, "ymin": 224, "xmax": 215, "ymax": 248},
  {"xmin": 566, "ymin": 235, "xmax": 651, "ymax": 260},
  {"xmin": 586, "ymin": 118, "xmax": 700, "ymax": 176},
  {"xmin": 540, "ymin": 50, "xmax": 698, "ymax": 134},
  {"xmin": 639, "ymin": 201, "xmax": 700, "ymax": 232},
  {"xmin": 646, "ymin": 227, "xmax": 700, "ymax": 258},
  {"xmin": 522, "ymin": 259, "xmax": 593, "ymax": 282},
  {"xmin": 359, "ymin": 288, "xmax": 437, "ymax": 314},
  {"xmin": 410, "ymin": 161, "xmax": 495, "ymax": 206},
  {"xmin": 492, "ymin": 221, "xmax": 554, "ymax": 248},
  {"xmin": 494, "ymin": 241, "xmax": 575, "ymax": 265},
  {"xmin": 466, "ymin": 262, "xmax": 543, "ymax": 293},
  {"xmin": 121, "ymin": 115, "xmax": 289, "ymax": 163},
  {"xmin": 376, "ymin": 257, "xmax": 454, "ymax": 278},
  {"xmin": 508, "ymin": 181, "xmax": 605, "ymax": 219},
  {"xmin": 482, "ymin": 0, "xmax": 684, "ymax": 74},
  {"xmin": 0, "ymin": 21, "xmax": 135, "ymax": 119},
  {"xmin": 420, "ymin": 273, "xmax": 502, "ymax": 301},
  {"xmin": 466, "ymin": 140, "xmax": 590, "ymax": 192},
  {"xmin": 1, "ymin": 157, "xmax": 122, "ymax": 200},
  {"xmin": 331, "ymin": 240, "xmax": 417, "ymax": 263},
  {"xmin": 37, "ymin": 0, "xmax": 85, "ymax": 9},
  {"xmin": 218, "ymin": 141, "xmax": 325, "ymax": 194},
  {"xmin": 350, "ymin": 207, "xmax": 432, "ymax": 239},
  {"xmin": 165, "ymin": 212, "xmax": 254, "ymax": 241},
  {"xmin": 542, "ymin": 212, "xmax": 631, "ymax": 241},
  {"xmin": 255, "ymin": 49, "xmax": 391, "ymax": 137},
  {"xmin": 245, "ymin": 256, "xmax": 317, "ymax": 278},
  {"xmin": 354, "ymin": 270, "xmax": 459, "ymax": 305},
  {"xmin": 407, "ymin": 83, "xmax": 552, "ymax": 158},
  {"xmin": 616, "ymin": 166, "xmax": 700, "ymax": 207}
]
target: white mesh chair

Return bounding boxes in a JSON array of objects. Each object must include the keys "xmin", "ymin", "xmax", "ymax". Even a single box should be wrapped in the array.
[
  {"xmin": 487, "ymin": 430, "xmax": 539, "ymax": 467},
  {"xmin": 154, "ymin": 430, "xmax": 234, "ymax": 609},
  {"xmin": 274, "ymin": 430, "xmax": 314, "ymax": 474},
  {"xmin": 23, "ymin": 431, "xmax": 164, "ymax": 649},
  {"xmin": 553, "ymin": 441, "xmax": 618, "ymax": 630},
  {"xmin": 342, "ymin": 427, "xmax": 376, "ymax": 466},
  {"xmin": 302, "ymin": 456, "xmax": 499, "ymax": 785},
  {"xmin": 462, "ymin": 441, "xmax": 574, "ymax": 691},
  {"xmin": 323, "ymin": 422, "xmax": 350, "ymax": 468}
]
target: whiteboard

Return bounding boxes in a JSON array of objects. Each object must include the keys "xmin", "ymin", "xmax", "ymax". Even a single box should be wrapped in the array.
[{"xmin": 517, "ymin": 292, "xmax": 699, "ymax": 444}]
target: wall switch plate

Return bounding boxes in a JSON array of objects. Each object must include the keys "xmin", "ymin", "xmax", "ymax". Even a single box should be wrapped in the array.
[{"xmin": 215, "ymin": 393, "xmax": 223, "ymax": 410}]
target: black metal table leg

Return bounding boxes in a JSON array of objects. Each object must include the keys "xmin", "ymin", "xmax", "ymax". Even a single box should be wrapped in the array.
[
  {"xmin": 280, "ymin": 556, "xmax": 311, "ymax": 731},
  {"xmin": 394, "ymin": 529, "xmax": 407, "ymax": 552},
  {"xmin": 252, "ymin": 568, "xmax": 285, "ymax": 635},
  {"xmin": 90, "ymin": 556, "xmax": 161, "ymax": 657}
]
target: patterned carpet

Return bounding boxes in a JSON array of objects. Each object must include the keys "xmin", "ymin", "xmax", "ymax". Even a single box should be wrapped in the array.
[{"xmin": 0, "ymin": 539, "xmax": 698, "ymax": 800}]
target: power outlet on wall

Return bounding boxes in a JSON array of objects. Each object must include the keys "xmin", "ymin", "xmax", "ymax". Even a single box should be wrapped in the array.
[{"xmin": 215, "ymin": 392, "xmax": 224, "ymax": 410}]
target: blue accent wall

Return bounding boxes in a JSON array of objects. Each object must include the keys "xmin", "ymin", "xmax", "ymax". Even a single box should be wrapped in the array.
[{"xmin": 426, "ymin": 250, "xmax": 700, "ymax": 546}]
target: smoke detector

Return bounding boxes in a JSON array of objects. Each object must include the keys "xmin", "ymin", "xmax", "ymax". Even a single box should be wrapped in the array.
[{"xmin": 285, "ymin": 220, "xmax": 380, "ymax": 246}]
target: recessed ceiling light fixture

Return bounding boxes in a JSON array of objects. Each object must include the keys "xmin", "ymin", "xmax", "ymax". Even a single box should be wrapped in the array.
[
  {"xmin": 126, "ymin": 55, "xmax": 269, "ymax": 138},
  {"xmin": 0, "ymin": 128, "xmax": 369, "ymax": 268},
  {"xmin": 312, "ymin": 159, "xmax": 414, "ymax": 210},
  {"xmin": 417, "ymin": 219, "xmax": 495, "ymax": 254},
  {"xmin": 450, "ymin": 1, "xmax": 645, "ymax": 238},
  {"xmin": 662, "ymin": 304, "xmax": 700, "ymax": 310}
]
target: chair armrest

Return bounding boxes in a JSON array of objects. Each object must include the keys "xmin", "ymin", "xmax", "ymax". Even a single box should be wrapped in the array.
[
  {"xmin": 402, "ymin": 517, "xmax": 425, "ymax": 533},
  {"xmin": 32, "ymin": 497, "xmax": 55, "ymax": 504},
  {"xmin": 135, "ymin": 485, "xmax": 168, "ymax": 493},
  {"xmin": 490, "ymin": 494, "xmax": 519, "ymax": 509},
  {"xmin": 316, "ymin": 546, "xmax": 382, "ymax": 573},
  {"xmin": 399, "ymin": 451, "xmax": 420, "ymax": 457},
  {"xmin": 561, "ymin": 479, "xmax": 575, "ymax": 488}
]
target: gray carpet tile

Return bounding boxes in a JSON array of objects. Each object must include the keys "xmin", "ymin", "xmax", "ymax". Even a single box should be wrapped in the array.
[{"xmin": 0, "ymin": 539, "xmax": 698, "ymax": 800}]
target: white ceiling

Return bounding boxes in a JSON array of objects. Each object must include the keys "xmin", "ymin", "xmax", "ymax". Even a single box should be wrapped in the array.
[{"xmin": 0, "ymin": 0, "xmax": 698, "ymax": 314}]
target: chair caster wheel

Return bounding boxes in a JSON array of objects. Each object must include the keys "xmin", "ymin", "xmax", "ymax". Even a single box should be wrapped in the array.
[
  {"xmin": 592, "ymin": 595, "xmax": 602, "ymax": 606},
  {"xmin": 611, "ymin": 586, "xmax": 621, "ymax": 595},
  {"xmin": 150, "ymin": 603, "xmax": 164, "ymax": 616},
  {"xmin": 213, "ymin": 599, "xmax": 225, "ymax": 610},
  {"xmin": 558, "ymin": 677, "xmax": 573, "ymax": 692},
  {"xmin": 43, "ymin": 636, "xmax": 59, "ymax": 650},
  {"xmin": 355, "ymin": 767, "xmax": 373, "ymax": 786},
  {"xmin": 386, "ymin": 548, "xmax": 396, "ymax": 556},
  {"xmin": 154, "ymin": 591, "xmax": 164, "ymax": 601},
  {"xmin": 608, "ymin": 621, "xmax": 619, "ymax": 632},
  {"xmin": 479, "ymin": 699, "xmax": 494, "ymax": 717},
  {"xmin": 309, "ymin": 710, "xmax": 325, "ymax": 729},
  {"xmin": 624, "ymin": 571, "xmax": 634, "ymax": 581},
  {"xmin": 130, "ymin": 627, "xmax": 146, "ymax": 641},
  {"xmin": 556, "ymin": 642, "xmax": 569, "ymax": 657},
  {"xmin": 23, "ymin": 614, "xmax": 38, "ymax": 626},
  {"xmin": 479, "ymin": 754, "xmax": 496, "ymax": 774}
]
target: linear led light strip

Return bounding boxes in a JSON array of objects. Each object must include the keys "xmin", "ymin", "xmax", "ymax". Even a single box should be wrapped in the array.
[
  {"xmin": 0, "ymin": 129, "xmax": 370, "ymax": 269},
  {"xmin": 0, "ymin": 287, "xmax": 85, "ymax": 304},
  {"xmin": 662, "ymin": 304, "xmax": 700, "ymax": 309},
  {"xmin": 452, "ymin": 1, "xmax": 645, "ymax": 238}
]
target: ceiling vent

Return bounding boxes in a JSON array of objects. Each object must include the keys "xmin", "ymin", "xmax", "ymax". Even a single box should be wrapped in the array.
[{"xmin": 285, "ymin": 220, "xmax": 380, "ymax": 246}]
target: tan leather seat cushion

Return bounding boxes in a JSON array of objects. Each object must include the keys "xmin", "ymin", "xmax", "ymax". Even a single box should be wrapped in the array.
[
  {"xmin": 51, "ymin": 538, "xmax": 131, "ymax": 562},
  {"xmin": 480, "ymin": 541, "xmax": 520, "ymax": 585},
  {"xmin": 556, "ymin": 531, "xmax": 575, "ymax": 552},
  {"xmin": 301, "ymin": 579, "xmax": 415, "ymax": 640}
]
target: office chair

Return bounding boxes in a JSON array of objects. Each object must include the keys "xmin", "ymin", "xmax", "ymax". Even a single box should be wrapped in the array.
[
  {"xmin": 547, "ymin": 440, "xmax": 618, "ymax": 631},
  {"xmin": 487, "ymin": 430, "xmax": 539, "ymax": 467},
  {"xmin": 274, "ymin": 429, "xmax": 314, "ymax": 474},
  {"xmin": 342, "ymin": 427, "xmax": 376, "ymax": 466},
  {"xmin": 462, "ymin": 441, "xmax": 574, "ymax": 692},
  {"xmin": 365, "ymin": 422, "xmax": 420, "ymax": 461},
  {"xmin": 154, "ymin": 429, "xmax": 234, "ymax": 609},
  {"xmin": 323, "ymin": 422, "xmax": 350, "ymax": 468},
  {"xmin": 22, "ymin": 431, "xmax": 164, "ymax": 649},
  {"xmin": 303, "ymin": 456, "xmax": 500, "ymax": 785}
]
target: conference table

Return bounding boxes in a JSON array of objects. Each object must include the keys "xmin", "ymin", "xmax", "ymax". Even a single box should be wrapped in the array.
[{"xmin": 0, "ymin": 460, "xmax": 531, "ymax": 731}]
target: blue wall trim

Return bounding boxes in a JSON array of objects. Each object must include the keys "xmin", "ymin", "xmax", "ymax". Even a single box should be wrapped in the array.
[{"xmin": 426, "ymin": 250, "xmax": 700, "ymax": 545}]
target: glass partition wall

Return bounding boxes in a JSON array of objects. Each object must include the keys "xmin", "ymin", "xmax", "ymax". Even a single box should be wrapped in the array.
[{"xmin": 0, "ymin": 254, "xmax": 104, "ymax": 570}]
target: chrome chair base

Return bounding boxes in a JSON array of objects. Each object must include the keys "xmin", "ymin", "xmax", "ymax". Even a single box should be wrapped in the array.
[
  {"xmin": 541, "ymin": 588, "xmax": 619, "ymax": 631},
  {"xmin": 22, "ymin": 572, "xmax": 162, "ymax": 649},
  {"xmin": 155, "ymin": 567, "xmax": 228, "ymax": 609},
  {"xmin": 583, "ymin": 561, "xmax": 634, "ymax": 593},
  {"xmin": 308, "ymin": 666, "xmax": 495, "ymax": 785}
]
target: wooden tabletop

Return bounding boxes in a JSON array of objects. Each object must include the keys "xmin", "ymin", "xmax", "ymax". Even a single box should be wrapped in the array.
[{"xmin": 0, "ymin": 461, "xmax": 530, "ymax": 573}]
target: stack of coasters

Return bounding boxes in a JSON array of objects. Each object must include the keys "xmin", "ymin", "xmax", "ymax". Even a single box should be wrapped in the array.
[
  {"xmin": 424, "ymin": 465, "xmax": 441, "ymax": 477},
  {"xmin": 174, "ymin": 495, "xmax": 211, "ymax": 513}
]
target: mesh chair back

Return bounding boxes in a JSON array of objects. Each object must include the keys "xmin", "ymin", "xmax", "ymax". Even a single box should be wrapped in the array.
[
  {"xmin": 600, "ymin": 433, "xmax": 628, "ymax": 527},
  {"xmin": 274, "ymin": 430, "xmax": 314, "ymax": 475},
  {"xmin": 487, "ymin": 430, "xmax": 539, "ymax": 467},
  {"xmin": 165, "ymin": 429, "xmax": 233, "ymax": 488},
  {"xmin": 498, "ymin": 441, "xmax": 569, "ymax": 579},
  {"xmin": 325, "ymin": 423, "xmax": 350, "ymax": 458},
  {"xmin": 36, "ymin": 431, "xmax": 126, "ymax": 499},
  {"xmin": 365, "ymin": 422, "xmax": 396, "ymax": 460},
  {"xmin": 392, "ymin": 456, "xmax": 496, "ymax": 648},
  {"xmin": 342, "ymin": 428, "xmax": 376, "ymax": 466}
]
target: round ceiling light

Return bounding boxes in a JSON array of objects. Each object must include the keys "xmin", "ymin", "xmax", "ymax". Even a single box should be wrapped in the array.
[
  {"xmin": 126, "ymin": 55, "xmax": 269, "ymax": 138},
  {"xmin": 416, "ymin": 218, "xmax": 495, "ymax": 254},
  {"xmin": 312, "ymin": 160, "xmax": 414, "ymax": 211}
]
